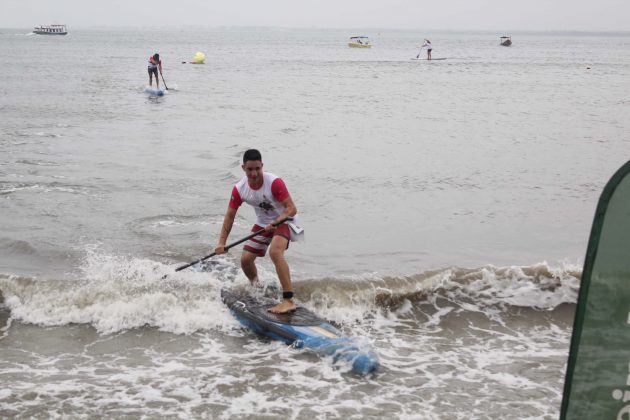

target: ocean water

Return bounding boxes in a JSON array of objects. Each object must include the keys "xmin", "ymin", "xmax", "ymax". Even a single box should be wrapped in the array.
[{"xmin": 0, "ymin": 27, "xmax": 629, "ymax": 418}]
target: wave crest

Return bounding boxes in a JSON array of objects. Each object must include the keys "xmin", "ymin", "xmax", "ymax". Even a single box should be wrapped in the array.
[{"xmin": 0, "ymin": 250, "xmax": 580, "ymax": 335}]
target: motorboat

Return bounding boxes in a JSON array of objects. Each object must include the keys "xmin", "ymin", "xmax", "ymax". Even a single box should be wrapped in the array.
[
  {"xmin": 348, "ymin": 36, "xmax": 371, "ymax": 48},
  {"xmin": 33, "ymin": 24, "xmax": 68, "ymax": 35},
  {"xmin": 500, "ymin": 36, "xmax": 512, "ymax": 46}
]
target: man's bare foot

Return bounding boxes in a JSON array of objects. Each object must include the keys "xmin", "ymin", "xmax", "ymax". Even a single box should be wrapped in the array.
[{"xmin": 268, "ymin": 299, "xmax": 297, "ymax": 314}]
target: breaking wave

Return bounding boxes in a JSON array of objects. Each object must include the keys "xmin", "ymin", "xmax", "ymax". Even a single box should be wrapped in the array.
[{"xmin": 0, "ymin": 248, "xmax": 580, "ymax": 335}]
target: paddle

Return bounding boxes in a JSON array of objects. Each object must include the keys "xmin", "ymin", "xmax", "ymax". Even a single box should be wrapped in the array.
[
  {"xmin": 416, "ymin": 46, "xmax": 423, "ymax": 59},
  {"xmin": 160, "ymin": 73, "xmax": 169, "ymax": 90},
  {"xmin": 163, "ymin": 217, "xmax": 291, "ymax": 278}
]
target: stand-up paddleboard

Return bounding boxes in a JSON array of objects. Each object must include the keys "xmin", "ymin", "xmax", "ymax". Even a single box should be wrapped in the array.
[
  {"xmin": 221, "ymin": 289, "xmax": 379, "ymax": 375},
  {"xmin": 411, "ymin": 57, "xmax": 447, "ymax": 61},
  {"xmin": 144, "ymin": 86, "xmax": 165, "ymax": 97}
]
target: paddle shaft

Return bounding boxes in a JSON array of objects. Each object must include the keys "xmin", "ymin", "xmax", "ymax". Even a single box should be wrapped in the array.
[
  {"xmin": 416, "ymin": 46, "xmax": 423, "ymax": 59},
  {"xmin": 160, "ymin": 72, "xmax": 169, "ymax": 90},
  {"xmin": 173, "ymin": 217, "xmax": 290, "ymax": 273}
]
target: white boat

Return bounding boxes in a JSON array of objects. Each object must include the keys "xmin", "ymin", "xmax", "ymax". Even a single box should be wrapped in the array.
[
  {"xmin": 33, "ymin": 24, "xmax": 68, "ymax": 35},
  {"xmin": 348, "ymin": 36, "xmax": 371, "ymax": 48}
]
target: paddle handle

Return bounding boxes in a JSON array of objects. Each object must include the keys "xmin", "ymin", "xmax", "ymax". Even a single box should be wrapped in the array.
[{"xmin": 173, "ymin": 217, "xmax": 291, "ymax": 272}]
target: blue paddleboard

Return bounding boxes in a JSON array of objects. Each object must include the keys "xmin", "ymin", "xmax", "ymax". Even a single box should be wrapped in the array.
[
  {"xmin": 221, "ymin": 289, "xmax": 379, "ymax": 374},
  {"xmin": 144, "ymin": 87, "xmax": 165, "ymax": 97}
]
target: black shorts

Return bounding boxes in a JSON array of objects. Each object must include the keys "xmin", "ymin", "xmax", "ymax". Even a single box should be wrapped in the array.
[{"xmin": 148, "ymin": 67, "xmax": 158, "ymax": 77}]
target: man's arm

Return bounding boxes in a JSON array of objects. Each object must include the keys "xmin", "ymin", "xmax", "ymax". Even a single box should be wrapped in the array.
[
  {"xmin": 215, "ymin": 206, "xmax": 237, "ymax": 253},
  {"xmin": 265, "ymin": 196, "xmax": 297, "ymax": 232}
]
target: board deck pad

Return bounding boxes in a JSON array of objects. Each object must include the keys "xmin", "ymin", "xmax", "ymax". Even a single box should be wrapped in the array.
[
  {"xmin": 222, "ymin": 291, "xmax": 325, "ymax": 326},
  {"xmin": 249, "ymin": 305, "xmax": 325, "ymax": 326}
]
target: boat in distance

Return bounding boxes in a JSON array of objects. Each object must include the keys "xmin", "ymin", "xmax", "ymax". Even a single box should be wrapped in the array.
[
  {"xmin": 348, "ymin": 36, "xmax": 371, "ymax": 48},
  {"xmin": 33, "ymin": 24, "xmax": 68, "ymax": 35}
]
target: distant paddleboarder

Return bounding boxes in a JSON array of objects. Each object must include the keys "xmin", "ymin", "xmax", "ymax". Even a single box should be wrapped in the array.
[
  {"xmin": 147, "ymin": 53, "xmax": 163, "ymax": 89},
  {"xmin": 214, "ymin": 149, "xmax": 301, "ymax": 314},
  {"xmin": 417, "ymin": 39, "xmax": 433, "ymax": 60}
]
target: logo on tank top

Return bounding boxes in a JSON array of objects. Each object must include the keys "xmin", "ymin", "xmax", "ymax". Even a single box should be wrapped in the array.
[{"xmin": 259, "ymin": 195, "xmax": 275, "ymax": 213}]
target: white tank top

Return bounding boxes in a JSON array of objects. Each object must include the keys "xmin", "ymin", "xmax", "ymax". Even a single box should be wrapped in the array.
[{"xmin": 234, "ymin": 172, "xmax": 285, "ymax": 226}]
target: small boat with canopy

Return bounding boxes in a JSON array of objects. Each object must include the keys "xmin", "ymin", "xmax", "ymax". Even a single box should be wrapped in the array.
[
  {"xmin": 500, "ymin": 36, "xmax": 512, "ymax": 46},
  {"xmin": 348, "ymin": 36, "xmax": 371, "ymax": 48}
]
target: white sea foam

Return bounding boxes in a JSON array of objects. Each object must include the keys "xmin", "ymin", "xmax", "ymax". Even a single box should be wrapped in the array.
[
  {"xmin": 291, "ymin": 261, "xmax": 580, "ymax": 334},
  {"xmin": 0, "ymin": 249, "xmax": 242, "ymax": 335},
  {"xmin": 0, "ymin": 250, "xmax": 579, "ymax": 341},
  {"xmin": 1, "ymin": 253, "xmax": 573, "ymax": 418},
  {"xmin": 0, "ymin": 257, "xmax": 573, "ymax": 419}
]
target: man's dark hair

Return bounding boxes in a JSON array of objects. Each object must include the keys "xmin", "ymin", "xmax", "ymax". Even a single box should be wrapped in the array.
[{"xmin": 243, "ymin": 149, "xmax": 262, "ymax": 163}]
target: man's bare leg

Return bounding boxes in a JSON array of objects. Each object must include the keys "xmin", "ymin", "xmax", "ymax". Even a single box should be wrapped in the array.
[
  {"xmin": 268, "ymin": 236, "xmax": 296, "ymax": 314},
  {"xmin": 241, "ymin": 250, "xmax": 260, "ymax": 286}
]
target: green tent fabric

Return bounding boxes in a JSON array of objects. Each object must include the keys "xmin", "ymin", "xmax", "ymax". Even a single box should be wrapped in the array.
[{"xmin": 561, "ymin": 160, "xmax": 630, "ymax": 419}]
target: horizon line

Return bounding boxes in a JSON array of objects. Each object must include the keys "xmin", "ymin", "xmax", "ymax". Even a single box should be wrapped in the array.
[{"xmin": 1, "ymin": 24, "xmax": 630, "ymax": 35}]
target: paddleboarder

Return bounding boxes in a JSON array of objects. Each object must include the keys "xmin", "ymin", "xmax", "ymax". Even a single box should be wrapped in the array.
[
  {"xmin": 147, "ymin": 53, "xmax": 163, "ymax": 89},
  {"xmin": 214, "ymin": 149, "xmax": 299, "ymax": 314},
  {"xmin": 420, "ymin": 39, "xmax": 433, "ymax": 60}
]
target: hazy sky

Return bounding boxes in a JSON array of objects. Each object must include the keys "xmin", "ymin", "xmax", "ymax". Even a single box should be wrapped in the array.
[{"xmin": 3, "ymin": 0, "xmax": 630, "ymax": 32}]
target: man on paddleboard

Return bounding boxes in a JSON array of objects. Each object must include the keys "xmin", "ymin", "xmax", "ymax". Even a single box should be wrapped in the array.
[
  {"xmin": 148, "ymin": 53, "xmax": 163, "ymax": 89},
  {"xmin": 421, "ymin": 39, "xmax": 433, "ymax": 60},
  {"xmin": 215, "ymin": 149, "xmax": 300, "ymax": 314}
]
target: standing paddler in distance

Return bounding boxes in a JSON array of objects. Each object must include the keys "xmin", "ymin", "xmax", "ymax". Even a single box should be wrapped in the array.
[
  {"xmin": 147, "ymin": 53, "xmax": 163, "ymax": 89},
  {"xmin": 418, "ymin": 39, "xmax": 433, "ymax": 60},
  {"xmin": 214, "ymin": 149, "xmax": 301, "ymax": 314}
]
